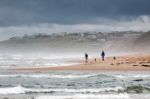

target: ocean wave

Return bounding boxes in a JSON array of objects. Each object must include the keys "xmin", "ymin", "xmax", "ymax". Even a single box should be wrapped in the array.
[
  {"xmin": 0, "ymin": 54, "xmax": 81, "ymax": 68},
  {"xmin": 115, "ymin": 74, "xmax": 150, "ymax": 79},
  {"xmin": 126, "ymin": 85, "xmax": 150, "ymax": 93},
  {"xmin": 0, "ymin": 86, "xmax": 124, "ymax": 95},
  {"xmin": 35, "ymin": 93, "xmax": 129, "ymax": 99},
  {"xmin": 0, "ymin": 61, "xmax": 79, "ymax": 68},
  {"xmin": 0, "ymin": 86, "xmax": 25, "ymax": 95},
  {"xmin": 0, "ymin": 74, "xmax": 97, "ymax": 78},
  {"xmin": 1, "ymin": 73, "xmax": 150, "ymax": 79}
]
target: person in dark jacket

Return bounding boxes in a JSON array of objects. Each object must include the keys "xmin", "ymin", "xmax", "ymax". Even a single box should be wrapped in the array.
[
  {"xmin": 85, "ymin": 53, "xmax": 88, "ymax": 62},
  {"xmin": 101, "ymin": 51, "xmax": 105, "ymax": 61}
]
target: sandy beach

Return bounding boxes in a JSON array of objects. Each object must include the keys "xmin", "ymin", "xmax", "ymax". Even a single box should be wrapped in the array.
[
  {"xmin": 1, "ymin": 55, "xmax": 150, "ymax": 99},
  {"xmin": 13, "ymin": 55, "xmax": 150, "ymax": 72}
]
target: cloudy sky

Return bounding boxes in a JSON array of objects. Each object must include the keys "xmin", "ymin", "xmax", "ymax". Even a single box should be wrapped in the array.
[{"xmin": 0, "ymin": 0, "xmax": 150, "ymax": 40}]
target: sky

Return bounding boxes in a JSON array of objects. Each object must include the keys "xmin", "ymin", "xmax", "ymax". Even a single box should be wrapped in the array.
[{"xmin": 0, "ymin": 0, "xmax": 150, "ymax": 40}]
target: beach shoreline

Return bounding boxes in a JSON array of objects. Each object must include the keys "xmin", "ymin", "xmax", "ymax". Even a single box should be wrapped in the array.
[{"xmin": 11, "ymin": 55, "xmax": 150, "ymax": 73}]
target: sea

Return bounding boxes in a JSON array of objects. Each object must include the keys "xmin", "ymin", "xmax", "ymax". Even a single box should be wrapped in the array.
[
  {"xmin": 0, "ymin": 54, "xmax": 82, "ymax": 69},
  {"xmin": 0, "ymin": 54, "xmax": 150, "ymax": 99}
]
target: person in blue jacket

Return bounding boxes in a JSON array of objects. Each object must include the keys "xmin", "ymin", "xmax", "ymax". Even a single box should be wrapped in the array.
[
  {"xmin": 101, "ymin": 50, "xmax": 105, "ymax": 61},
  {"xmin": 85, "ymin": 53, "xmax": 88, "ymax": 62}
]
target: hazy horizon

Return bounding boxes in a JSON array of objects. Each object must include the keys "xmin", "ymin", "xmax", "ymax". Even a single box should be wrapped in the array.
[
  {"xmin": 0, "ymin": 0, "xmax": 150, "ymax": 55},
  {"xmin": 0, "ymin": 0, "xmax": 150, "ymax": 40}
]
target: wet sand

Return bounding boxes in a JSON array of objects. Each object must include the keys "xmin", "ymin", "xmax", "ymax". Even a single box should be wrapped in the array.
[{"xmin": 12, "ymin": 55, "xmax": 150, "ymax": 72}]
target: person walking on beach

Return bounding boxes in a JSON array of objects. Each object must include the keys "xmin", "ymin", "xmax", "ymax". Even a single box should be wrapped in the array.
[
  {"xmin": 85, "ymin": 53, "xmax": 88, "ymax": 62},
  {"xmin": 114, "ymin": 56, "xmax": 116, "ymax": 60},
  {"xmin": 101, "ymin": 51, "xmax": 105, "ymax": 61},
  {"xmin": 94, "ymin": 58, "xmax": 96, "ymax": 62}
]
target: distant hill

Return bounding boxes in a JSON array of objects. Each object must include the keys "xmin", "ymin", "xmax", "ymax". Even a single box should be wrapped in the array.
[
  {"xmin": 134, "ymin": 31, "xmax": 150, "ymax": 52},
  {"xmin": 0, "ymin": 32, "xmax": 149, "ymax": 54},
  {"xmin": 136, "ymin": 31, "xmax": 150, "ymax": 43}
]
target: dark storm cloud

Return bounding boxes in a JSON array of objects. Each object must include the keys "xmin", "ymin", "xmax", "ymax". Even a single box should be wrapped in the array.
[{"xmin": 0, "ymin": 0, "xmax": 150, "ymax": 26}]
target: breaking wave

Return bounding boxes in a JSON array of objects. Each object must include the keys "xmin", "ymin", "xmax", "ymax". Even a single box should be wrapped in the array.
[
  {"xmin": 0, "ymin": 74, "xmax": 97, "ymax": 78},
  {"xmin": 0, "ymin": 86, "xmax": 124, "ymax": 95},
  {"xmin": 35, "ymin": 93, "xmax": 130, "ymax": 99}
]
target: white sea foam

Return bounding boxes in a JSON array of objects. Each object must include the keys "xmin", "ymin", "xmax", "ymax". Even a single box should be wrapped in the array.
[
  {"xmin": 0, "ymin": 54, "xmax": 82, "ymax": 68},
  {"xmin": 49, "ymin": 74, "xmax": 97, "ymax": 78},
  {"xmin": 115, "ymin": 74, "xmax": 150, "ymax": 79},
  {"xmin": 0, "ymin": 74, "xmax": 97, "ymax": 78},
  {"xmin": 133, "ymin": 75, "xmax": 150, "ymax": 78},
  {"xmin": 115, "ymin": 75, "xmax": 126, "ymax": 79},
  {"xmin": 0, "ymin": 86, "xmax": 124, "ymax": 95},
  {"xmin": 0, "ymin": 86, "xmax": 25, "ymax": 95},
  {"xmin": 26, "ymin": 86, "xmax": 123, "ymax": 93},
  {"xmin": 1, "ymin": 73, "xmax": 150, "ymax": 79},
  {"xmin": 0, "ymin": 61, "xmax": 80, "ymax": 69},
  {"xmin": 35, "ymin": 93, "xmax": 129, "ymax": 99}
]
